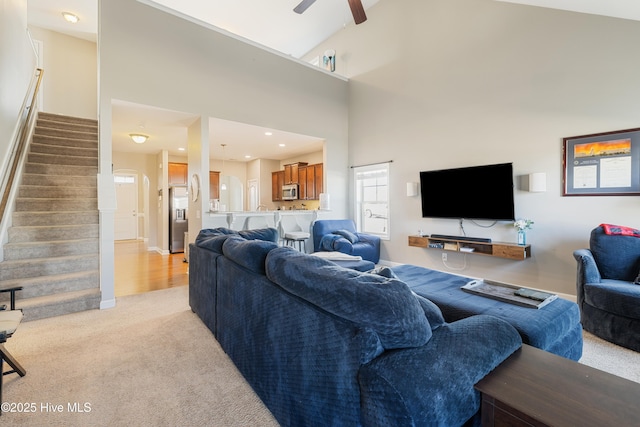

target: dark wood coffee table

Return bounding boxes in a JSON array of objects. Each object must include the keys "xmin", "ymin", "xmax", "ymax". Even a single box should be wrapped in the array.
[{"xmin": 475, "ymin": 344, "xmax": 640, "ymax": 427}]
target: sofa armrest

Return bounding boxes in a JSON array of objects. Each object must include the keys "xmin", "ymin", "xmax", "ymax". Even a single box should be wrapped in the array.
[
  {"xmin": 573, "ymin": 249, "xmax": 602, "ymax": 307},
  {"xmin": 319, "ymin": 234, "xmax": 355, "ymax": 254},
  {"xmin": 358, "ymin": 315, "xmax": 521, "ymax": 427},
  {"xmin": 573, "ymin": 249, "xmax": 601, "ymax": 283},
  {"xmin": 354, "ymin": 234, "xmax": 381, "ymax": 263},
  {"xmin": 356, "ymin": 232, "xmax": 380, "ymax": 245}
]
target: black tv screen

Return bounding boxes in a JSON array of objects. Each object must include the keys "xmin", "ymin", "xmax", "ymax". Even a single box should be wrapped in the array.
[{"xmin": 419, "ymin": 163, "xmax": 515, "ymax": 221}]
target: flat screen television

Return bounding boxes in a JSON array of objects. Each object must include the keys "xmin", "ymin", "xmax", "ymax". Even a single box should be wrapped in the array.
[{"xmin": 419, "ymin": 162, "xmax": 515, "ymax": 221}]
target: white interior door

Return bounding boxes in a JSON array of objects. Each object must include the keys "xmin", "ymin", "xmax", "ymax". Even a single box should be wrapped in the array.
[
  {"xmin": 114, "ymin": 174, "xmax": 138, "ymax": 240},
  {"xmin": 248, "ymin": 179, "xmax": 258, "ymax": 211}
]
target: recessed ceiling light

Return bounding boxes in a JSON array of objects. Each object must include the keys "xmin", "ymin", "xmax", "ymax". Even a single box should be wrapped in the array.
[
  {"xmin": 244, "ymin": 155, "xmax": 251, "ymax": 159},
  {"xmin": 279, "ymin": 143, "xmax": 286, "ymax": 147},
  {"xmin": 178, "ymin": 147, "xmax": 185, "ymax": 151},
  {"xmin": 62, "ymin": 12, "xmax": 80, "ymax": 24},
  {"xmin": 265, "ymin": 131, "xmax": 273, "ymax": 136}
]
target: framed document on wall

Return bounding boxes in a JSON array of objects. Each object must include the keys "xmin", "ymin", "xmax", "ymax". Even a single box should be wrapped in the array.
[{"xmin": 563, "ymin": 128, "xmax": 640, "ymax": 196}]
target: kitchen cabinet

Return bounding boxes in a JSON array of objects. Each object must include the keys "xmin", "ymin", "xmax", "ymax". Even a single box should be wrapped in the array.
[
  {"xmin": 168, "ymin": 162, "xmax": 188, "ymax": 185},
  {"xmin": 299, "ymin": 163, "xmax": 324, "ymax": 200},
  {"xmin": 274, "ymin": 162, "xmax": 323, "ymax": 201},
  {"xmin": 313, "ymin": 163, "xmax": 323, "ymax": 200},
  {"xmin": 272, "ymin": 171, "xmax": 284, "ymax": 201},
  {"xmin": 283, "ymin": 162, "xmax": 307, "ymax": 184},
  {"xmin": 209, "ymin": 171, "xmax": 220, "ymax": 200},
  {"xmin": 298, "ymin": 167, "xmax": 308, "ymax": 200}
]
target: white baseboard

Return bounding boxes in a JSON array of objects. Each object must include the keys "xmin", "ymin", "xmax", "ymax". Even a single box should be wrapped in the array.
[{"xmin": 100, "ymin": 298, "xmax": 116, "ymax": 309}]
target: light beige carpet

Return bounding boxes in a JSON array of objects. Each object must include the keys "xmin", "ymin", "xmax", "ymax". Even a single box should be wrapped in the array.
[
  {"xmin": 2, "ymin": 285, "xmax": 638, "ymax": 426},
  {"xmin": 2, "ymin": 286, "xmax": 278, "ymax": 426},
  {"xmin": 580, "ymin": 330, "xmax": 640, "ymax": 383}
]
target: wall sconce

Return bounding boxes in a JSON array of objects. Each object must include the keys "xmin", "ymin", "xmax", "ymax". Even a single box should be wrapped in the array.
[
  {"xmin": 528, "ymin": 172, "xmax": 547, "ymax": 193},
  {"xmin": 323, "ymin": 49, "xmax": 336, "ymax": 72},
  {"xmin": 129, "ymin": 134, "xmax": 149, "ymax": 144},
  {"xmin": 406, "ymin": 182, "xmax": 419, "ymax": 197}
]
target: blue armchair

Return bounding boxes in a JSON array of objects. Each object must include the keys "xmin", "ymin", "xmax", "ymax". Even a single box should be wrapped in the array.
[
  {"xmin": 312, "ymin": 219, "xmax": 381, "ymax": 263},
  {"xmin": 573, "ymin": 224, "xmax": 640, "ymax": 351}
]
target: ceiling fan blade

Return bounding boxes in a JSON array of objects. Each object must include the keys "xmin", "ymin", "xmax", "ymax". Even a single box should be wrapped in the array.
[
  {"xmin": 347, "ymin": 0, "xmax": 367, "ymax": 24},
  {"xmin": 294, "ymin": 0, "xmax": 317, "ymax": 14}
]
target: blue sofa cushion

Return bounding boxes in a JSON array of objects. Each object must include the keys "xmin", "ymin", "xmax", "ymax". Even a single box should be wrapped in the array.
[
  {"xmin": 412, "ymin": 292, "xmax": 446, "ymax": 330},
  {"xmin": 238, "ymin": 227, "xmax": 279, "ymax": 242},
  {"xmin": 195, "ymin": 227, "xmax": 278, "ymax": 254},
  {"xmin": 358, "ymin": 315, "xmax": 522, "ymax": 427},
  {"xmin": 334, "ymin": 229, "xmax": 359, "ymax": 243},
  {"xmin": 222, "ymin": 237, "xmax": 278, "ymax": 274},
  {"xmin": 392, "ymin": 264, "xmax": 583, "ymax": 360},
  {"xmin": 367, "ymin": 266, "xmax": 397, "ymax": 279},
  {"xmin": 266, "ymin": 248, "xmax": 433, "ymax": 350},
  {"xmin": 584, "ymin": 279, "xmax": 640, "ymax": 319},
  {"xmin": 319, "ymin": 234, "xmax": 347, "ymax": 251},
  {"xmin": 196, "ymin": 234, "xmax": 234, "ymax": 254}
]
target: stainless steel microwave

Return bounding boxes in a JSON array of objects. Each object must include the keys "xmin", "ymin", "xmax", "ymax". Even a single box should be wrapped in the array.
[{"xmin": 282, "ymin": 184, "xmax": 298, "ymax": 200}]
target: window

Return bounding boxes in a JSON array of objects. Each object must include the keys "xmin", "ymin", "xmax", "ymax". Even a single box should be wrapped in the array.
[
  {"xmin": 114, "ymin": 175, "xmax": 135, "ymax": 184},
  {"xmin": 354, "ymin": 162, "xmax": 389, "ymax": 239}
]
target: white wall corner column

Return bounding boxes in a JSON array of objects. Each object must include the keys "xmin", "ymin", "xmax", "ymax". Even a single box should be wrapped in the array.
[
  {"xmin": 188, "ymin": 116, "xmax": 209, "ymax": 245},
  {"xmin": 97, "ymin": 120, "xmax": 116, "ymax": 308}
]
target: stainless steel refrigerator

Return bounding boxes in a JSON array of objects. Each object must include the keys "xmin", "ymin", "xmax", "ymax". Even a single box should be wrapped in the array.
[{"xmin": 169, "ymin": 186, "xmax": 188, "ymax": 253}]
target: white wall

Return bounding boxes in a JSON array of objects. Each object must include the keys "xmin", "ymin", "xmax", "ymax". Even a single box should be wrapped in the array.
[
  {"xmin": 99, "ymin": 0, "xmax": 350, "ymax": 304},
  {"xmin": 27, "ymin": 26, "xmax": 97, "ymax": 119},
  {"xmin": 306, "ymin": 0, "xmax": 640, "ymax": 295},
  {"xmin": 0, "ymin": 0, "xmax": 34, "ymax": 186}
]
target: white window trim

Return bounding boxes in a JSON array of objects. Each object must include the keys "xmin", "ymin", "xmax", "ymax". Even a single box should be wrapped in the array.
[{"xmin": 353, "ymin": 162, "xmax": 390, "ymax": 240}]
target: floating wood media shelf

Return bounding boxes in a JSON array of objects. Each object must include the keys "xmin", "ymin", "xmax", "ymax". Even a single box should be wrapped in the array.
[{"xmin": 408, "ymin": 235, "xmax": 531, "ymax": 260}]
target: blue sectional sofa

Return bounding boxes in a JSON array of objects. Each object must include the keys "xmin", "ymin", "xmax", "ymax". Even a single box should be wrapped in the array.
[
  {"xmin": 189, "ymin": 228, "xmax": 522, "ymax": 427},
  {"xmin": 392, "ymin": 265, "xmax": 583, "ymax": 361}
]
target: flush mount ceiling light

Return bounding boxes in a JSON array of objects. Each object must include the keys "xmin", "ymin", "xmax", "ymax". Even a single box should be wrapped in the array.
[
  {"xmin": 62, "ymin": 12, "xmax": 80, "ymax": 24},
  {"xmin": 129, "ymin": 134, "xmax": 149, "ymax": 144}
]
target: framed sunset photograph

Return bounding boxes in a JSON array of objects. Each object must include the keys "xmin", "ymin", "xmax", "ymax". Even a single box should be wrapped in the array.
[{"xmin": 563, "ymin": 128, "xmax": 640, "ymax": 196}]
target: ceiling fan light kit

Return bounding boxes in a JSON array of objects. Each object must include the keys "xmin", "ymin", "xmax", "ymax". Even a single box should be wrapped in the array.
[{"xmin": 293, "ymin": 0, "xmax": 367, "ymax": 24}]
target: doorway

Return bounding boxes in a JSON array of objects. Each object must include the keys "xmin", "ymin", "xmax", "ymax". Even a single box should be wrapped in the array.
[{"xmin": 114, "ymin": 173, "xmax": 138, "ymax": 240}]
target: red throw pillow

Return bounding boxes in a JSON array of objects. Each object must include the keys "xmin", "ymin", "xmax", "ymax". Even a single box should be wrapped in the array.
[{"xmin": 600, "ymin": 223, "xmax": 640, "ymax": 238}]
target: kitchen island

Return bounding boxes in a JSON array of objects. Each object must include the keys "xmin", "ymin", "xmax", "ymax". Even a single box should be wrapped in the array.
[{"xmin": 202, "ymin": 210, "xmax": 333, "ymax": 252}]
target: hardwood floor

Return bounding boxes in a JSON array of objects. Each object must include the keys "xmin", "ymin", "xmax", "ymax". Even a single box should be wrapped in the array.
[{"xmin": 114, "ymin": 240, "xmax": 188, "ymax": 297}]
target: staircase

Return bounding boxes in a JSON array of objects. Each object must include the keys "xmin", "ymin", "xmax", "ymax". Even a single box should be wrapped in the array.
[{"xmin": 0, "ymin": 112, "xmax": 101, "ymax": 321}]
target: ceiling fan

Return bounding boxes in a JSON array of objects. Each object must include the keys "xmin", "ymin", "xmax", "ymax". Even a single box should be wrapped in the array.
[{"xmin": 294, "ymin": 0, "xmax": 367, "ymax": 25}]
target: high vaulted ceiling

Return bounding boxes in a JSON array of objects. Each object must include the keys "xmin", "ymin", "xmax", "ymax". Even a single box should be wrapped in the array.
[{"xmin": 26, "ymin": 0, "xmax": 640, "ymax": 160}]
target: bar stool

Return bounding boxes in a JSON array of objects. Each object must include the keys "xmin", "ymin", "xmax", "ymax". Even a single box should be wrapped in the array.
[
  {"xmin": 279, "ymin": 215, "xmax": 310, "ymax": 252},
  {"xmin": 283, "ymin": 231, "xmax": 310, "ymax": 252}
]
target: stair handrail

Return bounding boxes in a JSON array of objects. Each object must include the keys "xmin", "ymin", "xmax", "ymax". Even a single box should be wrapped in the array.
[{"xmin": 0, "ymin": 67, "xmax": 44, "ymax": 233}]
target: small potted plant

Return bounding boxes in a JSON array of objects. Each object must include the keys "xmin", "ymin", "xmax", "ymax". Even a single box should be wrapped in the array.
[{"xmin": 514, "ymin": 219, "xmax": 534, "ymax": 245}]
